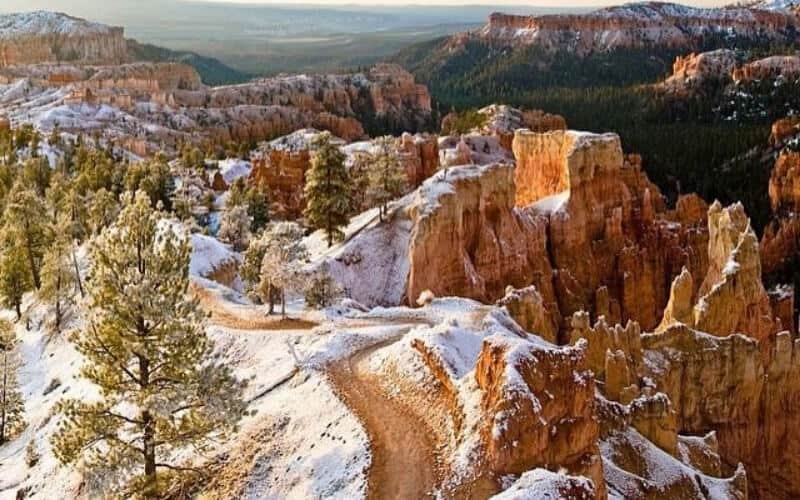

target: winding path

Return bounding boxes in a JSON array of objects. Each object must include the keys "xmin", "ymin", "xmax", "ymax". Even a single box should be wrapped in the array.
[{"xmin": 328, "ymin": 333, "xmax": 443, "ymax": 500}]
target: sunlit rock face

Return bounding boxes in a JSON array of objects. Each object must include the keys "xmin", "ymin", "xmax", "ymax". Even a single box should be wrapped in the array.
[{"xmin": 467, "ymin": 4, "xmax": 798, "ymax": 56}]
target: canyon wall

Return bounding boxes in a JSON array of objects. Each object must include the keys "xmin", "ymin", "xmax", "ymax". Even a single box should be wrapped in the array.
[
  {"xmin": 470, "ymin": 4, "xmax": 797, "ymax": 55},
  {"xmin": 0, "ymin": 12, "xmax": 128, "ymax": 67}
]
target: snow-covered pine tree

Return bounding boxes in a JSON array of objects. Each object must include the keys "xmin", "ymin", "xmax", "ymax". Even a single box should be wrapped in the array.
[
  {"xmin": 39, "ymin": 214, "xmax": 77, "ymax": 333},
  {"xmin": 303, "ymin": 132, "xmax": 352, "ymax": 247},
  {"xmin": 304, "ymin": 262, "xmax": 343, "ymax": 309},
  {"xmin": 0, "ymin": 319, "xmax": 24, "ymax": 444},
  {"xmin": 218, "ymin": 203, "xmax": 251, "ymax": 252},
  {"xmin": 0, "ymin": 224, "xmax": 33, "ymax": 319},
  {"xmin": 366, "ymin": 136, "xmax": 407, "ymax": 221},
  {"xmin": 51, "ymin": 191, "xmax": 247, "ymax": 498},
  {"xmin": 87, "ymin": 188, "xmax": 119, "ymax": 236},
  {"xmin": 4, "ymin": 182, "xmax": 50, "ymax": 289},
  {"xmin": 257, "ymin": 222, "xmax": 307, "ymax": 317}
]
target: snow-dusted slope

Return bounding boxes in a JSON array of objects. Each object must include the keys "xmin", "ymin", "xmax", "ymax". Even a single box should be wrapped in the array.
[{"xmin": 0, "ymin": 11, "xmax": 118, "ymax": 40}]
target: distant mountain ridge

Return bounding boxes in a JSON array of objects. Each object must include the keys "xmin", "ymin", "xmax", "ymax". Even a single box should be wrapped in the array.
[
  {"xmin": 392, "ymin": 1, "xmax": 800, "ymax": 108},
  {"xmin": 0, "ymin": 11, "xmax": 248, "ymax": 85}
]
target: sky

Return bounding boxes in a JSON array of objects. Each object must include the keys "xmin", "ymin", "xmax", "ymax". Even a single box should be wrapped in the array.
[
  {"xmin": 193, "ymin": 0, "xmax": 730, "ymax": 5},
  {"xmin": 0, "ymin": 0, "xmax": 733, "ymax": 9}
]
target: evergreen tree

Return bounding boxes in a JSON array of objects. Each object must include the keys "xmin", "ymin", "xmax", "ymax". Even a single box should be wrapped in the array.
[
  {"xmin": 0, "ymin": 226, "xmax": 33, "ymax": 319},
  {"xmin": 4, "ymin": 182, "xmax": 49, "ymax": 289},
  {"xmin": 366, "ymin": 137, "xmax": 407, "ymax": 221},
  {"xmin": 227, "ymin": 179, "xmax": 270, "ymax": 233},
  {"xmin": 243, "ymin": 182, "xmax": 270, "ymax": 233},
  {"xmin": 257, "ymin": 222, "xmax": 307, "ymax": 317},
  {"xmin": 87, "ymin": 188, "xmax": 119, "ymax": 236},
  {"xmin": 0, "ymin": 320, "xmax": 24, "ymax": 444},
  {"xmin": 20, "ymin": 157, "xmax": 51, "ymax": 197},
  {"xmin": 39, "ymin": 214, "xmax": 76, "ymax": 332},
  {"xmin": 51, "ymin": 191, "xmax": 247, "ymax": 498},
  {"xmin": 348, "ymin": 153, "xmax": 372, "ymax": 213},
  {"xmin": 218, "ymin": 204, "xmax": 251, "ymax": 252},
  {"xmin": 303, "ymin": 133, "xmax": 352, "ymax": 247},
  {"xmin": 124, "ymin": 155, "xmax": 174, "ymax": 210},
  {"xmin": 304, "ymin": 263, "xmax": 343, "ymax": 309}
]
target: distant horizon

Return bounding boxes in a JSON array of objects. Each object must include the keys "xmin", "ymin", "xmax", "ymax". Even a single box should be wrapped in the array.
[{"xmin": 0, "ymin": 0, "xmax": 736, "ymax": 13}]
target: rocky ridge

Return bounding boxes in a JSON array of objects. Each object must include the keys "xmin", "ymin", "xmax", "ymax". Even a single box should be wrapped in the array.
[
  {"xmin": 323, "ymin": 127, "xmax": 796, "ymax": 498},
  {"xmin": 463, "ymin": 3, "xmax": 798, "ymax": 56}
]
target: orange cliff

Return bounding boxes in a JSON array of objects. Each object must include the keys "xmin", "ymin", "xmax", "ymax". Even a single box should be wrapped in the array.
[
  {"xmin": 407, "ymin": 130, "xmax": 709, "ymax": 334},
  {"xmin": 468, "ymin": 4, "xmax": 797, "ymax": 55}
]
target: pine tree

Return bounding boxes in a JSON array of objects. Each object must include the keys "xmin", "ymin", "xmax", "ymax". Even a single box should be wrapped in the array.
[
  {"xmin": 244, "ymin": 182, "xmax": 270, "ymax": 233},
  {"xmin": 304, "ymin": 263, "xmax": 343, "ymax": 309},
  {"xmin": 39, "ymin": 214, "xmax": 76, "ymax": 333},
  {"xmin": 51, "ymin": 191, "xmax": 247, "ymax": 498},
  {"xmin": 218, "ymin": 204, "xmax": 251, "ymax": 252},
  {"xmin": 228, "ymin": 179, "xmax": 270, "ymax": 233},
  {"xmin": 124, "ymin": 155, "xmax": 174, "ymax": 210},
  {"xmin": 303, "ymin": 132, "xmax": 352, "ymax": 247},
  {"xmin": 4, "ymin": 182, "xmax": 50, "ymax": 289},
  {"xmin": 240, "ymin": 230, "xmax": 276, "ymax": 312},
  {"xmin": 366, "ymin": 136, "xmax": 407, "ymax": 221},
  {"xmin": 0, "ymin": 225, "xmax": 33, "ymax": 319},
  {"xmin": 87, "ymin": 188, "xmax": 119, "ymax": 236},
  {"xmin": 257, "ymin": 222, "xmax": 307, "ymax": 317},
  {"xmin": 0, "ymin": 319, "xmax": 24, "ymax": 444}
]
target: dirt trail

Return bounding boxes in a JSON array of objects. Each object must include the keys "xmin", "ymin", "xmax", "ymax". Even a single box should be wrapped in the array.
[{"xmin": 328, "ymin": 334, "xmax": 443, "ymax": 500}]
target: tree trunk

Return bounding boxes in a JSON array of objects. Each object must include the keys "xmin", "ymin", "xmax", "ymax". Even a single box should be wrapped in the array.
[
  {"xmin": 281, "ymin": 289, "xmax": 286, "ymax": 318},
  {"xmin": 55, "ymin": 275, "xmax": 62, "ymax": 332},
  {"xmin": 14, "ymin": 303, "xmax": 20, "ymax": 321},
  {"xmin": 267, "ymin": 282, "xmax": 275, "ymax": 315},
  {"xmin": 139, "ymin": 355, "xmax": 157, "ymax": 499},
  {"xmin": 72, "ymin": 250, "xmax": 84, "ymax": 298},
  {"xmin": 0, "ymin": 351, "xmax": 7, "ymax": 444}
]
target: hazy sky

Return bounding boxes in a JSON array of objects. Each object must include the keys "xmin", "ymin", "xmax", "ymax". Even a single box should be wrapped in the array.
[
  {"xmin": 0, "ymin": 0, "xmax": 733, "ymax": 9},
  {"xmin": 192, "ymin": 0, "xmax": 730, "ymax": 5}
]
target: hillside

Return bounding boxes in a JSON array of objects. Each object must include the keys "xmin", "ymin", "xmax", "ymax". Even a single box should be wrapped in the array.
[
  {"xmin": 0, "ymin": 11, "xmax": 247, "ymax": 85},
  {"xmin": 393, "ymin": 2, "xmax": 800, "ymax": 107}
]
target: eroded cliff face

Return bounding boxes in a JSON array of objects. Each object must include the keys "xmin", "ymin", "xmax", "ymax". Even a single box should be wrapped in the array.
[
  {"xmin": 0, "ymin": 61, "xmax": 432, "ymax": 157},
  {"xmin": 404, "ymin": 131, "xmax": 713, "ymax": 335},
  {"xmin": 761, "ymin": 132, "xmax": 800, "ymax": 282},
  {"xmin": 466, "ymin": 4, "xmax": 797, "ymax": 56},
  {"xmin": 0, "ymin": 12, "xmax": 128, "ymax": 67},
  {"xmin": 329, "ymin": 125, "xmax": 796, "ymax": 498},
  {"xmin": 406, "ymin": 164, "xmax": 558, "ymax": 313}
]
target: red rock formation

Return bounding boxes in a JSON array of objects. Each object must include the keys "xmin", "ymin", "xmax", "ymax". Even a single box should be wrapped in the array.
[
  {"xmin": 643, "ymin": 326, "xmax": 800, "ymax": 499},
  {"xmin": 474, "ymin": 334, "xmax": 604, "ymax": 498},
  {"xmin": 769, "ymin": 117, "xmax": 800, "ymax": 147},
  {"xmin": 406, "ymin": 164, "xmax": 559, "ymax": 316},
  {"xmin": 733, "ymin": 55, "xmax": 800, "ymax": 83},
  {"xmin": 0, "ymin": 12, "xmax": 129, "ymax": 67},
  {"xmin": 661, "ymin": 49, "xmax": 737, "ymax": 93},
  {"xmin": 397, "ymin": 133, "xmax": 439, "ymax": 187},
  {"xmin": 368, "ymin": 63, "xmax": 431, "ymax": 119},
  {"xmin": 515, "ymin": 130, "xmax": 709, "ymax": 331},
  {"xmin": 249, "ymin": 130, "xmax": 327, "ymax": 218},
  {"xmin": 406, "ymin": 131, "xmax": 710, "ymax": 334},
  {"xmin": 762, "ymin": 148, "xmax": 800, "ymax": 278},
  {"xmin": 469, "ymin": 4, "xmax": 797, "ymax": 56}
]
